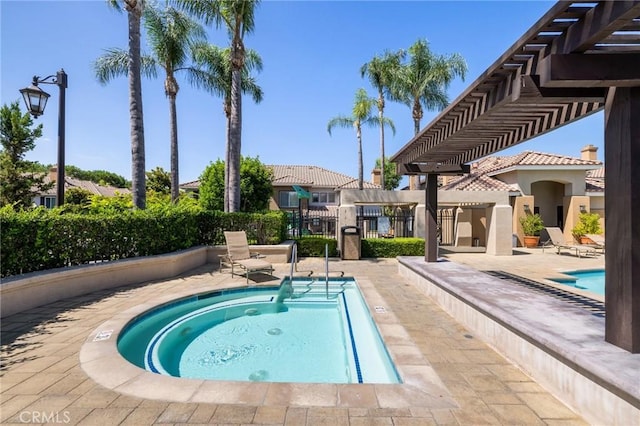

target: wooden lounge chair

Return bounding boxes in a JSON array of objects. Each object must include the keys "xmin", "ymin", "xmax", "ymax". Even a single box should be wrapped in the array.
[
  {"xmin": 223, "ymin": 231, "xmax": 274, "ymax": 283},
  {"xmin": 585, "ymin": 234, "xmax": 605, "ymax": 253},
  {"xmin": 542, "ymin": 227, "xmax": 598, "ymax": 258}
]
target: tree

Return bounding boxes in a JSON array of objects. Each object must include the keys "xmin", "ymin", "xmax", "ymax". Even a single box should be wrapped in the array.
[
  {"xmin": 374, "ymin": 157, "xmax": 402, "ymax": 190},
  {"xmin": 327, "ymin": 89, "xmax": 395, "ymax": 190},
  {"xmin": 178, "ymin": 0, "xmax": 261, "ymax": 212},
  {"xmin": 0, "ymin": 101, "xmax": 53, "ymax": 208},
  {"xmin": 390, "ymin": 38, "xmax": 467, "ymax": 189},
  {"xmin": 66, "ymin": 165, "xmax": 129, "ymax": 188},
  {"xmin": 190, "ymin": 43, "xmax": 263, "ymax": 212},
  {"xmin": 105, "ymin": 0, "xmax": 147, "ymax": 209},
  {"xmin": 96, "ymin": 4, "xmax": 206, "ymax": 203},
  {"xmin": 199, "ymin": 155, "xmax": 272, "ymax": 212},
  {"xmin": 146, "ymin": 166, "xmax": 171, "ymax": 194},
  {"xmin": 361, "ymin": 50, "xmax": 404, "ymax": 190},
  {"xmin": 65, "ymin": 188, "xmax": 93, "ymax": 206}
]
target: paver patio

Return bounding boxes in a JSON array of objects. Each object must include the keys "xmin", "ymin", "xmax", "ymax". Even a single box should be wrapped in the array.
[{"xmin": 1, "ymin": 250, "xmax": 598, "ymax": 425}]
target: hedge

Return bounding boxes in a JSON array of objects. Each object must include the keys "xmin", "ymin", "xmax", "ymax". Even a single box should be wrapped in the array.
[
  {"xmin": 294, "ymin": 237, "xmax": 338, "ymax": 257},
  {"xmin": 361, "ymin": 238, "xmax": 425, "ymax": 258},
  {"xmin": 0, "ymin": 208, "xmax": 288, "ymax": 277}
]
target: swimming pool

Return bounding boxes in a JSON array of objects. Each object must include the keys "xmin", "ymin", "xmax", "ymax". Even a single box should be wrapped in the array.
[
  {"xmin": 118, "ymin": 277, "xmax": 401, "ymax": 384},
  {"xmin": 552, "ymin": 269, "xmax": 605, "ymax": 296}
]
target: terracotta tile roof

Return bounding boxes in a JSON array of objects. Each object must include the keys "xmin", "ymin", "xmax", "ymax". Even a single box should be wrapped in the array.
[
  {"xmin": 179, "ymin": 166, "xmax": 379, "ymax": 190},
  {"xmin": 269, "ymin": 165, "xmax": 380, "ymax": 189},
  {"xmin": 475, "ymin": 150, "xmax": 602, "ymax": 175},
  {"xmin": 40, "ymin": 175, "xmax": 129, "ymax": 196},
  {"xmin": 441, "ymin": 174, "xmax": 521, "ymax": 193},
  {"xmin": 587, "ymin": 167, "xmax": 605, "ymax": 179},
  {"xmin": 586, "ymin": 178, "xmax": 605, "ymax": 193},
  {"xmin": 180, "ymin": 180, "xmax": 200, "ymax": 190}
]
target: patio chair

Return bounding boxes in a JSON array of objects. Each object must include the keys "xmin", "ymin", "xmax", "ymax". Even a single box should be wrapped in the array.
[
  {"xmin": 542, "ymin": 227, "xmax": 598, "ymax": 258},
  {"xmin": 223, "ymin": 231, "xmax": 274, "ymax": 283},
  {"xmin": 585, "ymin": 234, "xmax": 605, "ymax": 253}
]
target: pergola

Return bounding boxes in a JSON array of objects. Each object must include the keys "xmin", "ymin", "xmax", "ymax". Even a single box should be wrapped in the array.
[{"xmin": 391, "ymin": 1, "xmax": 640, "ymax": 352}]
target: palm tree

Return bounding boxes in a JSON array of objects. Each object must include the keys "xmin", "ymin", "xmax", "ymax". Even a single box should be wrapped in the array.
[
  {"xmin": 95, "ymin": 4, "xmax": 207, "ymax": 202},
  {"xmin": 106, "ymin": 0, "xmax": 147, "ymax": 209},
  {"xmin": 327, "ymin": 89, "xmax": 395, "ymax": 190},
  {"xmin": 360, "ymin": 50, "xmax": 404, "ymax": 190},
  {"xmin": 190, "ymin": 43, "xmax": 263, "ymax": 212},
  {"xmin": 390, "ymin": 39, "xmax": 467, "ymax": 189},
  {"xmin": 178, "ymin": 0, "xmax": 260, "ymax": 212}
]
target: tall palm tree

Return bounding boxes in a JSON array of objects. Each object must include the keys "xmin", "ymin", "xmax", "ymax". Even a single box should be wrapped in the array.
[
  {"xmin": 178, "ymin": 0, "xmax": 260, "ymax": 212},
  {"xmin": 95, "ymin": 4, "xmax": 207, "ymax": 202},
  {"xmin": 327, "ymin": 88, "xmax": 395, "ymax": 190},
  {"xmin": 390, "ymin": 38, "xmax": 467, "ymax": 189},
  {"xmin": 360, "ymin": 50, "xmax": 404, "ymax": 190},
  {"xmin": 190, "ymin": 43, "xmax": 263, "ymax": 211},
  {"xmin": 106, "ymin": 0, "xmax": 147, "ymax": 209}
]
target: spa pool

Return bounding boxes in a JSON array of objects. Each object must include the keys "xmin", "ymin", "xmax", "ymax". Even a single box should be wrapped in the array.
[{"xmin": 118, "ymin": 277, "xmax": 401, "ymax": 384}]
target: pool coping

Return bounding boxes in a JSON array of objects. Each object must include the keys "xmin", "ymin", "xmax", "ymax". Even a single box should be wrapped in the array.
[
  {"xmin": 79, "ymin": 276, "xmax": 460, "ymax": 409},
  {"xmin": 397, "ymin": 256, "xmax": 640, "ymax": 425}
]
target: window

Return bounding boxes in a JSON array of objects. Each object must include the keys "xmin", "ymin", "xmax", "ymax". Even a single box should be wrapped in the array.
[
  {"xmin": 311, "ymin": 191, "xmax": 336, "ymax": 204},
  {"xmin": 279, "ymin": 191, "xmax": 299, "ymax": 208},
  {"xmin": 40, "ymin": 196, "xmax": 56, "ymax": 209}
]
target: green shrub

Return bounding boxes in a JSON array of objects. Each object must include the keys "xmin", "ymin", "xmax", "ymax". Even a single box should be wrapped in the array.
[
  {"xmin": 361, "ymin": 238, "xmax": 425, "ymax": 258},
  {"xmin": 571, "ymin": 212, "xmax": 602, "ymax": 238},
  {"xmin": 295, "ymin": 237, "xmax": 338, "ymax": 257},
  {"xmin": 0, "ymin": 207, "xmax": 288, "ymax": 277}
]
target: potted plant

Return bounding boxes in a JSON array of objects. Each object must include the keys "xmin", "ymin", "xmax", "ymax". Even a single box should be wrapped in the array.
[
  {"xmin": 572, "ymin": 212, "xmax": 602, "ymax": 244},
  {"xmin": 519, "ymin": 213, "xmax": 544, "ymax": 247}
]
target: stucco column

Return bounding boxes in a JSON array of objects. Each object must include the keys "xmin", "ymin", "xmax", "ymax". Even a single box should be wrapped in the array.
[
  {"xmin": 414, "ymin": 204, "xmax": 425, "ymax": 239},
  {"xmin": 486, "ymin": 204, "xmax": 513, "ymax": 256}
]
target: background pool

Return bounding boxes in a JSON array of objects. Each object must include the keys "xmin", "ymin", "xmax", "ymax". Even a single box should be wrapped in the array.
[{"xmin": 554, "ymin": 269, "xmax": 605, "ymax": 296}]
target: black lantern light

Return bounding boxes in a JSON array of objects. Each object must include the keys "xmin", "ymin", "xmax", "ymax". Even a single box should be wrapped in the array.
[{"xmin": 19, "ymin": 69, "xmax": 68, "ymax": 206}]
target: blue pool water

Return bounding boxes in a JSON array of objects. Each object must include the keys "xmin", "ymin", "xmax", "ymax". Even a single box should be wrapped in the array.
[
  {"xmin": 554, "ymin": 270, "xmax": 605, "ymax": 296},
  {"xmin": 118, "ymin": 278, "xmax": 400, "ymax": 384}
]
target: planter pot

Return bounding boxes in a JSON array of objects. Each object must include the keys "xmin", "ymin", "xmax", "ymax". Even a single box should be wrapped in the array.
[
  {"xmin": 523, "ymin": 236, "xmax": 540, "ymax": 248},
  {"xmin": 580, "ymin": 236, "xmax": 594, "ymax": 245}
]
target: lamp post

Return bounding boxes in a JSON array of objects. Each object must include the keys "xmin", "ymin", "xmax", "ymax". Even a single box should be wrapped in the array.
[{"xmin": 20, "ymin": 69, "xmax": 68, "ymax": 207}]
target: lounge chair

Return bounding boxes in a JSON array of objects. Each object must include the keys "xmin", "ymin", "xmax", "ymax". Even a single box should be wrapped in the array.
[
  {"xmin": 223, "ymin": 231, "xmax": 274, "ymax": 283},
  {"xmin": 542, "ymin": 227, "xmax": 598, "ymax": 258},
  {"xmin": 585, "ymin": 234, "xmax": 605, "ymax": 253}
]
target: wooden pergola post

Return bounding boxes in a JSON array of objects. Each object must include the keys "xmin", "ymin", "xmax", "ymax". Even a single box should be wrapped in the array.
[{"xmin": 604, "ymin": 86, "xmax": 640, "ymax": 353}]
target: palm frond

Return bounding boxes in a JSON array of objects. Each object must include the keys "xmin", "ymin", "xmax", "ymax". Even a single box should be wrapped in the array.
[
  {"xmin": 94, "ymin": 48, "xmax": 157, "ymax": 84},
  {"xmin": 143, "ymin": 4, "xmax": 205, "ymax": 74},
  {"xmin": 327, "ymin": 116, "xmax": 355, "ymax": 135},
  {"xmin": 93, "ymin": 48, "xmax": 131, "ymax": 84}
]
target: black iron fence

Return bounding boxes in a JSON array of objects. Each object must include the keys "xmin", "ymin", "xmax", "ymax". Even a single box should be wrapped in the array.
[
  {"xmin": 285, "ymin": 206, "xmax": 453, "ymax": 242},
  {"xmin": 438, "ymin": 208, "xmax": 456, "ymax": 245},
  {"xmin": 286, "ymin": 210, "xmax": 339, "ymax": 239},
  {"xmin": 356, "ymin": 207, "xmax": 414, "ymax": 239}
]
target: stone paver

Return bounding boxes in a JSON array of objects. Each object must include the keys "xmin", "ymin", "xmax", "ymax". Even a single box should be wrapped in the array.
[{"xmin": 0, "ymin": 254, "xmax": 593, "ymax": 425}]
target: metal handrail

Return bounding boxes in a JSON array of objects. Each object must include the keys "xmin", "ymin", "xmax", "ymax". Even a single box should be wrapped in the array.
[
  {"xmin": 289, "ymin": 242, "xmax": 297, "ymax": 279},
  {"xmin": 325, "ymin": 243, "xmax": 329, "ymax": 299}
]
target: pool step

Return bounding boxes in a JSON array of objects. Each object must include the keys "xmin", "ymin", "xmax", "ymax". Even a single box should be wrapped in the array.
[{"xmin": 284, "ymin": 281, "xmax": 349, "ymax": 300}]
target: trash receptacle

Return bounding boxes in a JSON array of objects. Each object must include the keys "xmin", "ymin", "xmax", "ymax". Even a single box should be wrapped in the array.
[{"xmin": 341, "ymin": 226, "xmax": 361, "ymax": 260}]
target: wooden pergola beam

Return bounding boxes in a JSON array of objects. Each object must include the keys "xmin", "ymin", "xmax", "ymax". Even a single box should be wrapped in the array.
[{"xmin": 538, "ymin": 54, "xmax": 640, "ymax": 87}]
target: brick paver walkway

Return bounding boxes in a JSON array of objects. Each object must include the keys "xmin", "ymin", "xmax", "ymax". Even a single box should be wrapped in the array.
[{"xmin": 1, "ymin": 256, "xmax": 589, "ymax": 425}]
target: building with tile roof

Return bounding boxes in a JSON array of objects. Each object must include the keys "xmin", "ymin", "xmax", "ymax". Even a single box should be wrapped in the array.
[
  {"xmin": 34, "ymin": 167, "xmax": 130, "ymax": 208},
  {"xmin": 180, "ymin": 165, "xmax": 381, "ymax": 237},
  {"xmin": 422, "ymin": 145, "xmax": 605, "ymax": 246}
]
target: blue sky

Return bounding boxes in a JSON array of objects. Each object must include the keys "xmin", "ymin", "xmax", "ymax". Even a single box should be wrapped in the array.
[{"xmin": 1, "ymin": 0, "xmax": 604, "ymax": 185}]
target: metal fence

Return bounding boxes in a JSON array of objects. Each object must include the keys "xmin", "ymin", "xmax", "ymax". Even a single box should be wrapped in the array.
[
  {"xmin": 356, "ymin": 207, "xmax": 414, "ymax": 239},
  {"xmin": 286, "ymin": 210, "xmax": 339, "ymax": 239},
  {"xmin": 438, "ymin": 208, "xmax": 456, "ymax": 245},
  {"xmin": 285, "ymin": 206, "xmax": 453, "ymax": 242}
]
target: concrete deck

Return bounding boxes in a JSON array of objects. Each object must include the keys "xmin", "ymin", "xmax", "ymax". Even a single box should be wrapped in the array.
[{"xmin": 0, "ymin": 249, "xmax": 632, "ymax": 425}]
